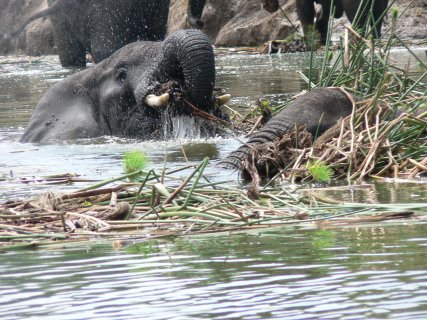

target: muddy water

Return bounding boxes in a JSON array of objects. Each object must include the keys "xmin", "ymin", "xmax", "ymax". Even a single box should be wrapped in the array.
[{"xmin": 0, "ymin": 49, "xmax": 426, "ymax": 319}]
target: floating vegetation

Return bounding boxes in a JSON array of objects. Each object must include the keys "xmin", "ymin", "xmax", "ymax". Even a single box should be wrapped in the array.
[{"xmin": 1, "ymin": 160, "xmax": 425, "ymax": 250}]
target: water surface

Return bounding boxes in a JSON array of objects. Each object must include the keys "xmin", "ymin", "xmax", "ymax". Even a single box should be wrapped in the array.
[{"xmin": 1, "ymin": 224, "xmax": 427, "ymax": 319}]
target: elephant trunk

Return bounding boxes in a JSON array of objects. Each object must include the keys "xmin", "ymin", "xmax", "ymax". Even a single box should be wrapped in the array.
[
  {"xmin": 159, "ymin": 29, "xmax": 215, "ymax": 111},
  {"xmin": 219, "ymin": 88, "xmax": 354, "ymax": 170},
  {"xmin": 218, "ymin": 117, "xmax": 296, "ymax": 169}
]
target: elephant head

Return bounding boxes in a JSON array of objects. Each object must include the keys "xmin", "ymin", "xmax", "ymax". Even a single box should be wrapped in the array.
[
  {"xmin": 219, "ymin": 88, "xmax": 353, "ymax": 169},
  {"xmin": 20, "ymin": 29, "xmax": 225, "ymax": 143}
]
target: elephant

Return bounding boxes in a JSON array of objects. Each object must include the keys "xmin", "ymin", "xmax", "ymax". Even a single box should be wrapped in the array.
[
  {"xmin": 218, "ymin": 88, "xmax": 353, "ymax": 169},
  {"xmin": 263, "ymin": 0, "xmax": 388, "ymax": 44},
  {"xmin": 296, "ymin": 0, "xmax": 389, "ymax": 44},
  {"xmin": 20, "ymin": 29, "xmax": 228, "ymax": 143},
  {"xmin": 4, "ymin": 0, "xmax": 207, "ymax": 67}
]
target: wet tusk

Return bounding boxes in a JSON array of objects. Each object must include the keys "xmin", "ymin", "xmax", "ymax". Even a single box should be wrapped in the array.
[
  {"xmin": 217, "ymin": 94, "xmax": 231, "ymax": 106},
  {"xmin": 145, "ymin": 93, "xmax": 170, "ymax": 108}
]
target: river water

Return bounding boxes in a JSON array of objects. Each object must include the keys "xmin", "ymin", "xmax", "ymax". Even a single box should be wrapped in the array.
[{"xmin": 0, "ymin": 49, "xmax": 426, "ymax": 319}]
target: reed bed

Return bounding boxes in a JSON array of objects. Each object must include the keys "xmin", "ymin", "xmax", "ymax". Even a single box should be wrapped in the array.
[{"xmin": 2, "ymin": 160, "xmax": 425, "ymax": 249}]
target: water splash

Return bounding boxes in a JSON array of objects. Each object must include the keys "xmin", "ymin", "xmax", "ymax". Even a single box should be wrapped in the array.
[{"xmin": 162, "ymin": 114, "xmax": 205, "ymax": 140}]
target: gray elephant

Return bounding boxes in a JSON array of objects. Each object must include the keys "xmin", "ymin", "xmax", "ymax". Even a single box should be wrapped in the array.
[
  {"xmin": 263, "ymin": 0, "xmax": 388, "ymax": 44},
  {"xmin": 219, "ymin": 88, "xmax": 353, "ymax": 169},
  {"xmin": 20, "ymin": 29, "xmax": 228, "ymax": 143},
  {"xmin": 296, "ymin": 0, "xmax": 389, "ymax": 44},
  {"xmin": 5, "ymin": 0, "xmax": 207, "ymax": 67}
]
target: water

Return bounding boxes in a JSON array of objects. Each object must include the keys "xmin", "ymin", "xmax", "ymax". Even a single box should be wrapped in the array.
[
  {"xmin": 0, "ymin": 49, "xmax": 426, "ymax": 319},
  {"xmin": 1, "ymin": 225, "xmax": 427, "ymax": 319}
]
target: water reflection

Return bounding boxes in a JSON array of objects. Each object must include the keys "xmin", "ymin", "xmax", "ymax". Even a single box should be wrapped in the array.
[
  {"xmin": 1, "ymin": 224, "xmax": 427, "ymax": 319},
  {"xmin": 311, "ymin": 181, "xmax": 427, "ymax": 204}
]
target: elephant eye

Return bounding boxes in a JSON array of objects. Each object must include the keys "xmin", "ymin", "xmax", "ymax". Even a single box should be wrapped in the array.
[
  {"xmin": 73, "ymin": 85, "xmax": 86, "ymax": 96},
  {"xmin": 116, "ymin": 68, "xmax": 127, "ymax": 83}
]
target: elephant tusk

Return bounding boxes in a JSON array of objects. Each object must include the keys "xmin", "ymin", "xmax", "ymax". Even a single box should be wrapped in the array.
[
  {"xmin": 216, "ymin": 94, "xmax": 231, "ymax": 106},
  {"xmin": 145, "ymin": 93, "xmax": 170, "ymax": 108}
]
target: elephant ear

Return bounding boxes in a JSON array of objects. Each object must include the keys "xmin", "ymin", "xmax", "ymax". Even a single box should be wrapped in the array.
[
  {"xmin": 160, "ymin": 29, "xmax": 216, "ymax": 111},
  {"xmin": 20, "ymin": 75, "xmax": 101, "ymax": 143}
]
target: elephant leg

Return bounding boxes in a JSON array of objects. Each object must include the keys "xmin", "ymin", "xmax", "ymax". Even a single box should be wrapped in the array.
[
  {"xmin": 316, "ymin": 1, "xmax": 332, "ymax": 44},
  {"xmin": 87, "ymin": 2, "xmax": 134, "ymax": 63},
  {"xmin": 89, "ymin": 24, "xmax": 128, "ymax": 62},
  {"xmin": 342, "ymin": 0, "xmax": 386, "ymax": 39},
  {"xmin": 296, "ymin": 0, "xmax": 317, "ymax": 40},
  {"xmin": 53, "ymin": 23, "xmax": 86, "ymax": 67},
  {"xmin": 187, "ymin": 0, "xmax": 207, "ymax": 28},
  {"xmin": 372, "ymin": 0, "xmax": 388, "ymax": 38},
  {"xmin": 139, "ymin": 0, "xmax": 170, "ymax": 41},
  {"xmin": 316, "ymin": 16, "xmax": 330, "ymax": 44}
]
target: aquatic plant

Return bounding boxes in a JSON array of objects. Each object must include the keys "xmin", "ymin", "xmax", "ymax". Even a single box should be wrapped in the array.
[
  {"xmin": 123, "ymin": 150, "xmax": 149, "ymax": 174},
  {"xmin": 307, "ymin": 161, "xmax": 333, "ymax": 183}
]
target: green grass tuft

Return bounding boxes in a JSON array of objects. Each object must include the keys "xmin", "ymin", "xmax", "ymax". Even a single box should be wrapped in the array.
[
  {"xmin": 307, "ymin": 161, "xmax": 334, "ymax": 183},
  {"xmin": 123, "ymin": 150, "xmax": 149, "ymax": 174}
]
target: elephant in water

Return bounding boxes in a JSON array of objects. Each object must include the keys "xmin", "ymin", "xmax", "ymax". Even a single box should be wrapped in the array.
[
  {"xmin": 20, "ymin": 29, "xmax": 228, "ymax": 143},
  {"xmin": 4, "ymin": 0, "xmax": 207, "ymax": 67},
  {"xmin": 264, "ymin": 0, "xmax": 389, "ymax": 44},
  {"xmin": 296, "ymin": 0, "xmax": 389, "ymax": 44},
  {"xmin": 219, "ymin": 88, "xmax": 353, "ymax": 169}
]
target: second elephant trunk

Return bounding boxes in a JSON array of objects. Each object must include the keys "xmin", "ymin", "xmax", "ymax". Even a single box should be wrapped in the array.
[{"xmin": 219, "ymin": 88, "xmax": 354, "ymax": 169}]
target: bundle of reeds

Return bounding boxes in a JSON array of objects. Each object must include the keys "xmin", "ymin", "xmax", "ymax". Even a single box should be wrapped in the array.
[{"xmin": 2, "ymin": 160, "xmax": 426, "ymax": 249}]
